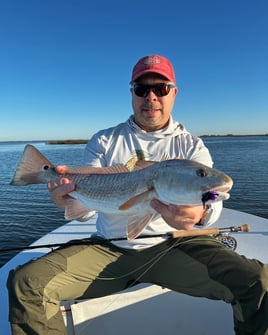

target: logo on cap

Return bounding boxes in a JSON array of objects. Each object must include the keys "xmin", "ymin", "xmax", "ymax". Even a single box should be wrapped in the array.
[
  {"xmin": 131, "ymin": 54, "xmax": 176, "ymax": 84},
  {"xmin": 143, "ymin": 55, "xmax": 161, "ymax": 65}
]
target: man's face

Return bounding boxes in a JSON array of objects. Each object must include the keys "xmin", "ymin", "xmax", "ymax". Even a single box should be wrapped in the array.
[{"xmin": 131, "ymin": 73, "xmax": 178, "ymax": 132}]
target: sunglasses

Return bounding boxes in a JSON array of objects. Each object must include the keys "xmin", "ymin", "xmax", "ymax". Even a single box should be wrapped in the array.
[{"xmin": 132, "ymin": 83, "xmax": 175, "ymax": 98}]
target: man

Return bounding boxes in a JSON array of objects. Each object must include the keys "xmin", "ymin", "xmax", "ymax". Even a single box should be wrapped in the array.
[{"xmin": 7, "ymin": 55, "xmax": 268, "ymax": 335}]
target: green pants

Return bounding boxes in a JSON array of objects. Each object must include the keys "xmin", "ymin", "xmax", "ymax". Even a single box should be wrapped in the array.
[{"xmin": 7, "ymin": 236, "xmax": 268, "ymax": 335}]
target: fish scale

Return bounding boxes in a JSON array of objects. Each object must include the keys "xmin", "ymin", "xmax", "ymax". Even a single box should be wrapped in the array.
[{"xmin": 71, "ymin": 169, "xmax": 154, "ymax": 205}]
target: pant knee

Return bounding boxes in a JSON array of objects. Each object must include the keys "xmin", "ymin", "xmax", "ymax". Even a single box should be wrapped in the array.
[
  {"xmin": 233, "ymin": 263, "xmax": 268, "ymax": 331},
  {"xmin": 7, "ymin": 263, "xmax": 44, "ymax": 304}
]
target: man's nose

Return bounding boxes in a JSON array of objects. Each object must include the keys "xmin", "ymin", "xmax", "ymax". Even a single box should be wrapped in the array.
[{"xmin": 146, "ymin": 89, "xmax": 157, "ymax": 101}]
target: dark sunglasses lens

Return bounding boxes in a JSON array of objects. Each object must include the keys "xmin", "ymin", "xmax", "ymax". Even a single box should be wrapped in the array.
[
  {"xmin": 134, "ymin": 84, "xmax": 171, "ymax": 97},
  {"xmin": 153, "ymin": 84, "xmax": 170, "ymax": 97},
  {"xmin": 133, "ymin": 85, "xmax": 148, "ymax": 97}
]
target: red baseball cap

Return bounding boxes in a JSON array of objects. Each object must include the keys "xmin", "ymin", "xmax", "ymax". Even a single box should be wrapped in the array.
[{"xmin": 131, "ymin": 55, "xmax": 176, "ymax": 84}]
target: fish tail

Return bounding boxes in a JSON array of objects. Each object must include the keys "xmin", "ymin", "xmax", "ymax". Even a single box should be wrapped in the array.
[{"xmin": 10, "ymin": 145, "xmax": 55, "ymax": 186}]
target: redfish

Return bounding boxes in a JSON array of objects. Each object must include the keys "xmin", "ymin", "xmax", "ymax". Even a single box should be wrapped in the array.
[{"xmin": 11, "ymin": 145, "xmax": 233, "ymax": 239}]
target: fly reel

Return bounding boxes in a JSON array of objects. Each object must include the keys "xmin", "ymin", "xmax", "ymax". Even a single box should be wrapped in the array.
[{"xmin": 215, "ymin": 233, "xmax": 237, "ymax": 251}]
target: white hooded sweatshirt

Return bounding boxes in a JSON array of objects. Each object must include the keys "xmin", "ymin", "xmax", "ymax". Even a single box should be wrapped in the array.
[{"xmin": 83, "ymin": 116, "xmax": 222, "ymax": 249}]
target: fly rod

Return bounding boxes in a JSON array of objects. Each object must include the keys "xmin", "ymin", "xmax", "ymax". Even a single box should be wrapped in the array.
[
  {"xmin": 0, "ymin": 224, "xmax": 249, "ymax": 253},
  {"xmin": 170, "ymin": 223, "xmax": 249, "ymax": 238}
]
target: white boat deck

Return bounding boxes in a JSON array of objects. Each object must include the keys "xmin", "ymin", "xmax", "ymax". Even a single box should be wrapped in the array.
[{"xmin": 1, "ymin": 208, "xmax": 268, "ymax": 334}]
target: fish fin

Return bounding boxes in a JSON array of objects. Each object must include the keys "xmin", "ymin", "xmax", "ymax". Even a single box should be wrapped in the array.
[
  {"xmin": 118, "ymin": 189, "xmax": 155, "ymax": 210},
  {"xmin": 131, "ymin": 160, "xmax": 156, "ymax": 171},
  {"xmin": 64, "ymin": 198, "xmax": 92, "ymax": 220},
  {"xmin": 11, "ymin": 145, "xmax": 54, "ymax": 185},
  {"xmin": 56, "ymin": 160, "xmax": 156, "ymax": 175},
  {"xmin": 127, "ymin": 214, "xmax": 154, "ymax": 240},
  {"xmin": 125, "ymin": 151, "xmax": 146, "ymax": 171},
  {"xmin": 56, "ymin": 164, "xmax": 131, "ymax": 175}
]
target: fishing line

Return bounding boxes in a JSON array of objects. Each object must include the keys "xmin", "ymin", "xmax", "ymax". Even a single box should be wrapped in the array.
[
  {"xmin": 72, "ymin": 234, "xmax": 234, "ymax": 326},
  {"xmin": 75, "ymin": 237, "xmax": 183, "ymax": 329},
  {"xmin": 95, "ymin": 235, "xmax": 227, "ymax": 282},
  {"xmin": 95, "ymin": 238, "xmax": 182, "ymax": 281},
  {"xmin": 3, "ymin": 228, "xmax": 244, "ymax": 329}
]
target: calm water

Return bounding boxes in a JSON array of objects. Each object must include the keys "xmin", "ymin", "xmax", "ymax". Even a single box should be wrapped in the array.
[{"xmin": 0, "ymin": 137, "xmax": 267, "ymax": 267}]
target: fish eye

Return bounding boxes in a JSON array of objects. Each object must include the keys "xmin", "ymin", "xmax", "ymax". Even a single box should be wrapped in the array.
[
  {"xmin": 197, "ymin": 168, "xmax": 207, "ymax": 178},
  {"xmin": 43, "ymin": 165, "xmax": 50, "ymax": 170}
]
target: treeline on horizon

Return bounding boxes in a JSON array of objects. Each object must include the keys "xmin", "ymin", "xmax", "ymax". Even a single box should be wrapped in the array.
[{"xmin": 46, "ymin": 133, "xmax": 268, "ymax": 145}]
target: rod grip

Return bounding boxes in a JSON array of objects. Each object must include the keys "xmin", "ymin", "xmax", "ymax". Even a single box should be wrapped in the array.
[
  {"xmin": 239, "ymin": 224, "xmax": 250, "ymax": 232},
  {"xmin": 171, "ymin": 228, "xmax": 220, "ymax": 238},
  {"xmin": 170, "ymin": 224, "xmax": 250, "ymax": 239}
]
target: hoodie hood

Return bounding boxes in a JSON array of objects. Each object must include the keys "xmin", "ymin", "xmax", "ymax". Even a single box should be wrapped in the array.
[{"xmin": 127, "ymin": 115, "xmax": 187, "ymax": 140}]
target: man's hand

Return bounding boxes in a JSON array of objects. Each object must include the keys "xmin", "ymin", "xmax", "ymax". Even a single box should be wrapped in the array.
[
  {"xmin": 150, "ymin": 199, "xmax": 207, "ymax": 231},
  {"xmin": 47, "ymin": 177, "xmax": 75, "ymax": 209}
]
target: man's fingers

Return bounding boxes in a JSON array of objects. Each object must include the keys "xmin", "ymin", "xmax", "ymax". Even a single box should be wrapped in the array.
[
  {"xmin": 151, "ymin": 199, "xmax": 179, "ymax": 216},
  {"xmin": 47, "ymin": 178, "xmax": 73, "ymax": 192},
  {"xmin": 55, "ymin": 166, "xmax": 69, "ymax": 174}
]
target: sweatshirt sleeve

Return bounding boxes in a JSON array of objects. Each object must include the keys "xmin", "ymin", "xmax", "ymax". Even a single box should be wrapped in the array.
[
  {"xmin": 202, "ymin": 201, "xmax": 223, "ymax": 227},
  {"xmin": 83, "ymin": 131, "xmax": 108, "ymax": 167}
]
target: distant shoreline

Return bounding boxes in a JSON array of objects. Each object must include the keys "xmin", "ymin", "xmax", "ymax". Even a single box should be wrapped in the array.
[
  {"xmin": 46, "ymin": 134, "xmax": 268, "ymax": 144},
  {"xmin": 200, "ymin": 134, "xmax": 268, "ymax": 138},
  {"xmin": 46, "ymin": 139, "xmax": 88, "ymax": 145}
]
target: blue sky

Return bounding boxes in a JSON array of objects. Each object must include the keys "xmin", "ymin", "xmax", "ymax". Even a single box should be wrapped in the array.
[{"xmin": 0, "ymin": 0, "xmax": 267, "ymax": 141}]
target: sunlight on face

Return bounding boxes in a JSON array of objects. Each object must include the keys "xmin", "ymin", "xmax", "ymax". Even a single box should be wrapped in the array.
[{"xmin": 131, "ymin": 73, "xmax": 178, "ymax": 132}]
